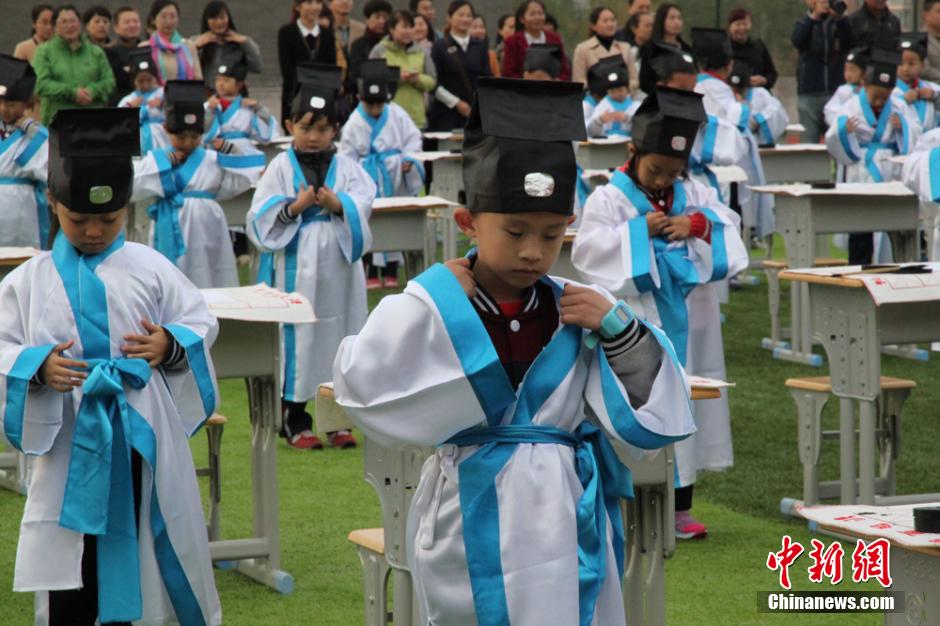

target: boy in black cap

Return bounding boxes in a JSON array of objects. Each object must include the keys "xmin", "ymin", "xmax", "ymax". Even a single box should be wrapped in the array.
[
  {"xmin": 339, "ymin": 58, "xmax": 423, "ymax": 289},
  {"xmin": 0, "ymin": 53, "xmax": 50, "ymax": 248},
  {"xmin": 894, "ymin": 32, "xmax": 940, "ymax": 130},
  {"xmin": 729, "ymin": 60, "xmax": 789, "ymax": 149},
  {"xmin": 586, "ymin": 57, "xmax": 637, "ymax": 137},
  {"xmin": 573, "ymin": 87, "xmax": 748, "ymax": 541},
  {"xmin": 133, "ymin": 79, "xmax": 264, "ymax": 287},
  {"xmin": 1, "ymin": 107, "xmax": 222, "ymax": 626},
  {"xmin": 116, "ymin": 47, "xmax": 169, "ymax": 154},
  {"xmin": 824, "ymin": 46, "xmax": 870, "ymax": 128},
  {"xmin": 523, "ymin": 43, "xmax": 563, "ymax": 80},
  {"xmin": 582, "ymin": 56, "xmax": 622, "ymax": 127},
  {"xmin": 205, "ymin": 49, "xmax": 279, "ymax": 155},
  {"xmin": 249, "ymin": 71, "xmax": 376, "ymax": 450},
  {"xmin": 333, "ymin": 77, "xmax": 695, "ymax": 626},
  {"xmin": 825, "ymin": 46, "xmax": 921, "ymax": 264}
]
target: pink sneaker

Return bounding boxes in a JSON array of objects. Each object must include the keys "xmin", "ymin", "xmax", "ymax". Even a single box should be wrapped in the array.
[
  {"xmin": 382, "ymin": 275, "xmax": 399, "ymax": 289},
  {"xmin": 366, "ymin": 277, "xmax": 382, "ymax": 290},
  {"xmin": 675, "ymin": 510, "xmax": 708, "ymax": 540}
]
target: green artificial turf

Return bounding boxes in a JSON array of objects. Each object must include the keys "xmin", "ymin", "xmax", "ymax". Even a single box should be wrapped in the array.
[{"xmin": 1, "ymin": 238, "xmax": 936, "ymax": 625}]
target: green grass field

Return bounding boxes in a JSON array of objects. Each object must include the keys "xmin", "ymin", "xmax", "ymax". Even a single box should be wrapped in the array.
[{"xmin": 2, "ymin": 241, "xmax": 938, "ymax": 625}]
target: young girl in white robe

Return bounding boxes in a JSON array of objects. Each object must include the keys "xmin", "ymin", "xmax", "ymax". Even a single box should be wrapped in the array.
[
  {"xmin": 0, "ymin": 107, "xmax": 221, "ymax": 626},
  {"xmin": 334, "ymin": 76, "xmax": 695, "ymax": 626},
  {"xmin": 0, "ymin": 54, "xmax": 49, "ymax": 249},
  {"xmin": 894, "ymin": 34, "xmax": 940, "ymax": 133},
  {"xmin": 573, "ymin": 87, "xmax": 749, "ymax": 540},
  {"xmin": 117, "ymin": 47, "xmax": 169, "ymax": 155},
  {"xmin": 248, "ymin": 82, "xmax": 376, "ymax": 450},
  {"xmin": 132, "ymin": 80, "xmax": 264, "ymax": 289},
  {"xmin": 203, "ymin": 59, "xmax": 279, "ymax": 156}
]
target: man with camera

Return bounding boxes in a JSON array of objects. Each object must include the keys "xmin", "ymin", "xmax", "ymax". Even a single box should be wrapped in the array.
[
  {"xmin": 848, "ymin": 0, "xmax": 901, "ymax": 48},
  {"xmin": 791, "ymin": 0, "xmax": 856, "ymax": 142}
]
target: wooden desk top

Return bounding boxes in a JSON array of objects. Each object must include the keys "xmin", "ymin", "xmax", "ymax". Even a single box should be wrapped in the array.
[
  {"xmin": 777, "ymin": 271, "xmax": 865, "ymax": 288},
  {"xmin": 372, "ymin": 196, "xmax": 454, "ymax": 213},
  {"xmin": 818, "ymin": 524, "xmax": 940, "ymax": 558}
]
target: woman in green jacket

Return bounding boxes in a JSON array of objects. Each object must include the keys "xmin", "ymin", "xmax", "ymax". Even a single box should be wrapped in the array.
[
  {"xmin": 32, "ymin": 6, "xmax": 115, "ymax": 125},
  {"xmin": 369, "ymin": 9, "xmax": 436, "ymax": 128}
]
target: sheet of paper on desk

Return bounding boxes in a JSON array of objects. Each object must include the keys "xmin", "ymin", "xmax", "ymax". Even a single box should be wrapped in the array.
[
  {"xmin": 687, "ymin": 376, "xmax": 735, "ymax": 389},
  {"xmin": 372, "ymin": 196, "xmax": 457, "ymax": 209},
  {"xmin": 423, "ymin": 131, "xmax": 460, "ymax": 140},
  {"xmin": 853, "ymin": 265, "xmax": 940, "ymax": 305},
  {"xmin": 748, "ymin": 181, "xmax": 913, "ymax": 196},
  {"xmin": 796, "ymin": 502, "xmax": 940, "ymax": 550},
  {"xmin": 0, "ymin": 247, "xmax": 40, "ymax": 261},
  {"xmin": 759, "ymin": 143, "xmax": 829, "ymax": 152},
  {"xmin": 584, "ymin": 136, "xmax": 630, "ymax": 145},
  {"xmin": 412, "ymin": 151, "xmax": 460, "ymax": 162},
  {"xmin": 710, "ymin": 165, "xmax": 748, "ymax": 184},
  {"xmin": 202, "ymin": 284, "xmax": 316, "ymax": 323}
]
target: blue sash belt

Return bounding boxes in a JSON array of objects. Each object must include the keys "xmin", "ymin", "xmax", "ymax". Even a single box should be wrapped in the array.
[
  {"xmin": 861, "ymin": 141, "xmax": 895, "ymax": 183},
  {"xmin": 59, "ymin": 357, "xmax": 152, "ymax": 623},
  {"xmin": 147, "ymin": 190, "xmax": 214, "ymax": 264},
  {"xmin": 362, "ymin": 148, "xmax": 402, "ymax": 197},
  {"xmin": 445, "ymin": 423, "xmax": 632, "ymax": 626}
]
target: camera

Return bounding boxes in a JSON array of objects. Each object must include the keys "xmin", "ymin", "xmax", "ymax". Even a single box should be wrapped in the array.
[{"xmin": 830, "ymin": 0, "xmax": 847, "ymax": 16}]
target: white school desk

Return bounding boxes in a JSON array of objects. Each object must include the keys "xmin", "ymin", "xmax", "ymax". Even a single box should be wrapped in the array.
[
  {"xmin": 759, "ymin": 144, "xmax": 833, "ymax": 184},
  {"xmin": 811, "ymin": 518, "xmax": 940, "ymax": 625},
  {"xmin": 778, "ymin": 269, "xmax": 940, "ymax": 506},
  {"xmin": 751, "ymin": 183, "xmax": 920, "ymax": 366},
  {"xmin": 371, "ymin": 196, "xmax": 454, "ymax": 275},
  {"xmin": 784, "ymin": 123, "xmax": 806, "ymax": 143},
  {"xmin": 203, "ymin": 287, "xmax": 317, "ymax": 594},
  {"xmin": 578, "ymin": 137, "xmax": 630, "ymax": 171},
  {"xmin": 422, "ymin": 131, "xmax": 463, "ymax": 153}
]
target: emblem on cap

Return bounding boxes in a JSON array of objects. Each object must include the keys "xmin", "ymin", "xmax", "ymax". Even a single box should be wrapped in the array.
[
  {"xmin": 89, "ymin": 185, "xmax": 113, "ymax": 205},
  {"xmin": 184, "ymin": 113, "xmax": 197, "ymax": 124},
  {"xmin": 368, "ymin": 84, "xmax": 380, "ymax": 95},
  {"xmin": 902, "ymin": 41, "xmax": 911, "ymax": 48},
  {"xmin": 847, "ymin": 53, "xmax": 855, "ymax": 61},
  {"xmin": 670, "ymin": 136, "xmax": 687, "ymax": 152},
  {"xmin": 682, "ymin": 54, "xmax": 693, "ymax": 63},
  {"xmin": 138, "ymin": 61, "xmax": 149, "ymax": 70},
  {"xmin": 523, "ymin": 172, "xmax": 555, "ymax": 197},
  {"xmin": 218, "ymin": 65, "xmax": 228, "ymax": 73},
  {"xmin": 880, "ymin": 72, "xmax": 890, "ymax": 83},
  {"xmin": 0, "ymin": 86, "xmax": 6, "ymax": 97},
  {"xmin": 607, "ymin": 72, "xmax": 618, "ymax": 81},
  {"xmin": 310, "ymin": 96, "xmax": 326, "ymax": 109},
  {"xmin": 731, "ymin": 76, "xmax": 740, "ymax": 85}
]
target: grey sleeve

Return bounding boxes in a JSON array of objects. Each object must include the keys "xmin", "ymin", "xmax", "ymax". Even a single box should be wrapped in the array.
[
  {"xmin": 602, "ymin": 322, "xmax": 663, "ymax": 407},
  {"xmin": 243, "ymin": 37, "xmax": 265, "ymax": 74}
]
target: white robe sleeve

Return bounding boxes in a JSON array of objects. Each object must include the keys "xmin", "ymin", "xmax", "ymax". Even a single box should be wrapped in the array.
[
  {"xmin": 152, "ymin": 253, "xmax": 220, "ymax": 437},
  {"xmin": 823, "ymin": 85, "xmax": 852, "ymax": 128},
  {"xmin": 131, "ymin": 150, "xmax": 173, "ymax": 203},
  {"xmin": 892, "ymin": 95, "xmax": 923, "ymax": 156},
  {"xmin": 247, "ymin": 156, "xmax": 302, "ymax": 252},
  {"xmin": 572, "ymin": 185, "xmax": 661, "ymax": 297},
  {"xmin": 247, "ymin": 106, "xmax": 279, "ymax": 144},
  {"xmin": 210, "ymin": 149, "xmax": 265, "ymax": 201},
  {"xmin": 825, "ymin": 114, "xmax": 864, "ymax": 166},
  {"xmin": 338, "ymin": 114, "xmax": 370, "ymax": 161},
  {"xmin": 333, "ymin": 269, "xmax": 497, "ymax": 448},
  {"xmin": 914, "ymin": 127, "xmax": 940, "ymax": 152},
  {"xmin": 331, "ymin": 156, "xmax": 376, "ymax": 263},
  {"xmin": 683, "ymin": 179, "xmax": 749, "ymax": 280},
  {"xmin": 900, "ymin": 147, "xmax": 940, "ymax": 202},
  {"xmin": 0, "ymin": 263, "xmax": 64, "ymax": 455},
  {"xmin": 751, "ymin": 89, "xmax": 789, "ymax": 146},
  {"xmin": 587, "ymin": 98, "xmax": 611, "ymax": 138},
  {"xmin": 15, "ymin": 124, "xmax": 48, "ymax": 184}
]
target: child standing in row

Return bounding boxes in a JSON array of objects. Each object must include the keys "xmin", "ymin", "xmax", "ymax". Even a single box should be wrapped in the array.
[
  {"xmin": 894, "ymin": 33, "xmax": 940, "ymax": 132},
  {"xmin": 334, "ymin": 77, "xmax": 696, "ymax": 626},
  {"xmin": 204, "ymin": 50, "xmax": 280, "ymax": 155},
  {"xmin": 0, "ymin": 107, "xmax": 221, "ymax": 626},
  {"xmin": 249, "ymin": 79, "xmax": 376, "ymax": 450},
  {"xmin": 118, "ymin": 47, "xmax": 169, "ymax": 155},
  {"xmin": 573, "ymin": 87, "xmax": 748, "ymax": 539},
  {"xmin": 0, "ymin": 54, "xmax": 49, "ymax": 249},
  {"xmin": 133, "ymin": 80, "xmax": 264, "ymax": 288},
  {"xmin": 586, "ymin": 57, "xmax": 637, "ymax": 138}
]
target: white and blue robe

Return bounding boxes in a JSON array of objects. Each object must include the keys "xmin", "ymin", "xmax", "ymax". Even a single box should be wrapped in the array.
[
  {"xmin": 248, "ymin": 148, "xmax": 376, "ymax": 403},
  {"xmin": 117, "ymin": 88, "xmax": 169, "ymax": 155},
  {"xmin": 900, "ymin": 139, "xmax": 940, "ymax": 259},
  {"xmin": 132, "ymin": 146, "xmax": 264, "ymax": 288},
  {"xmin": 824, "ymin": 83, "xmax": 862, "ymax": 129},
  {"xmin": 586, "ymin": 94, "xmax": 640, "ymax": 138},
  {"xmin": 742, "ymin": 86, "xmax": 789, "ymax": 236},
  {"xmin": 826, "ymin": 89, "xmax": 921, "ymax": 262},
  {"xmin": 572, "ymin": 172, "xmax": 748, "ymax": 487},
  {"xmin": 583, "ymin": 94, "xmax": 599, "ymax": 134},
  {"xmin": 0, "ymin": 234, "xmax": 221, "ymax": 625},
  {"xmin": 339, "ymin": 101, "xmax": 423, "ymax": 268},
  {"xmin": 333, "ymin": 266, "xmax": 696, "ymax": 626},
  {"xmin": 688, "ymin": 114, "xmax": 747, "ymax": 206},
  {"xmin": 204, "ymin": 96, "xmax": 279, "ymax": 155},
  {"xmin": 0, "ymin": 121, "xmax": 49, "ymax": 249},
  {"xmin": 744, "ymin": 86, "xmax": 789, "ymax": 148},
  {"xmin": 893, "ymin": 78, "xmax": 940, "ymax": 132}
]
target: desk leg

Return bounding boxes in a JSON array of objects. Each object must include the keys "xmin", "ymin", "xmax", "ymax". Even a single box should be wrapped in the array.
[
  {"xmin": 858, "ymin": 400, "xmax": 877, "ymax": 505},
  {"xmin": 882, "ymin": 231, "xmax": 930, "ymax": 362},
  {"xmin": 0, "ymin": 448, "xmax": 26, "ymax": 494},
  {"xmin": 839, "ymin": 398, "xmax": 856, "ymax": 504},
  {"xmin": 773, "ymin": 209, "xmax": 823, "ymax": 366}
]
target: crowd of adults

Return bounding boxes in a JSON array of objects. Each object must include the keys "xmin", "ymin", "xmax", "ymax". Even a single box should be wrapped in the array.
[{"xmin": 11, "ymin": 0, "xmax": 940, "ymax": 139}]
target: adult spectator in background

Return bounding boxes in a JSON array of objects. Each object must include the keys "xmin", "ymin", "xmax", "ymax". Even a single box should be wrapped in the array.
[
  {"xmin": 278, "ymin": 0, "xmax": 337, "ymax": 128},
  {"xmin": 14, "ymin": 5, "xmax": 54, "ymax": 62},
  {"xmin": 107, "ymin": 7, "xmax": 142, "ymax": 103},
  {"xmin": 494, "ymin": 14, "xmax": 514, "ymax": 67},
  {"xmin": 638, "ymin": 3, "xmax": 691, "ymax": 94},
  {"xmin": 413, "ymin": 13, "xmax": 435, "ymax": 55},
  {"xmin": 501, "ymin": 0, "xmax": 571, "ymax": 80},
  {"xmin": 146, "ymin": 0, "xmax": 202, "ymax": 83},
  {"xmin": 727, "ymin": 7, "xmax": 777, "ymax": 89},
  {"xmin": 194, "ymin": 1, "xmax": 264, "ymax": 91},
  {"xmin": 428, "ymin": 0, "xmax": 490, "ymax": 131},
  {"xmin": 410, "ymin": 0, "xmax": 441, "ymax": 38},
  {"xmin": 572, "ymin": 7, "xmax": 637, "ymax": 92},
  {"xmin": 623, "ymin": 11, "xmax": 652, "ymax": 82},
  {"xmin": 848, "ymin": 0, "xmax": 900, "ymax": 48},
  {"xmin": 331, "ymin": 0, "xmax": 365, "ymax": 57},
  {"xmin": 83, "ymin": 6, "xmax": 111, "ymax": 47},
  {"xmin": 792, "ymin": 0, "xmax": 855, "ymax": 142},
  {"xmin": 347, "ymin": 0, "xmax": 391, "ymax": 98},
  {"xmin": 628, "ymin": 0, "xmax": 651, "ymax": 18},
  {"xmin": 470, "ymin": 14, "xmax": 500, "ymax": 76},
  {"xmin": 616, "ymin": 3, "xmax": 651, "ymax": 44},
  {"xmin": 370, "ymin": 9, "xmax": 436, "ymax": 128},
  {"xmin": 319, "ymin": 4, "xmax": 349, "ymax": 79},
  {"xmin": 32, "ymin": 5, "xmax": 115, "ymax": 124},
  {"xmin": 921, "ymin": 0, "xmax": 940, "ymax": 82}
]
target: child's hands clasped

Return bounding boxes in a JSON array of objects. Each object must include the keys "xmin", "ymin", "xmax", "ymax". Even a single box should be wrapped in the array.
[
  {"xmin": 845, "ymin": 117, "xmax": 860, "ymax": 133},
  {"xmin": 317, "ymin": 186, "xmax": 343, "ymax": 214},
  {"xmin": 289, "ymin": 182, "xmax": 320, "ymax": 216},
  {"xmin": 663, "ymin": 215, "xmax": 692, "ymax": 241},
  {"xmin": 646, "ymin": 211, "xmax": 669, "ymax": 236},
  {"xmin": 122, "ymin": 320, "xmax": 170, "ymax": 367},
  {"xmin": 905, "ymin": 90, "xmax": 919, "ymax": 104},
  {"xmin": 559, "ymin": 285, "xmax": 614, "ymax": 331},
  {"xmin": 445, "ymin": 257, "xmax": 476, "ymax": 297},
  {"xmin": 40, "ymin": 340, "xmax": 88, "ymax": 392}
]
